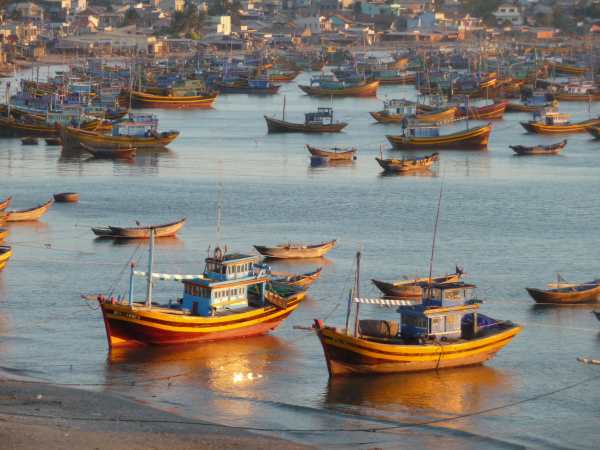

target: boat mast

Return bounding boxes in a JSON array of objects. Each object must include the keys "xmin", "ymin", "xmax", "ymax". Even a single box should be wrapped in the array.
[
  {"xmin": 145, "ymin": 228, "xmax": 155, "ymax": 308},
  {"xmin": 282, "ymin": 95, "xmax": 286, "ymax": 121},
  {"xmin": 353, "ymin": 250, "xmax": 361, "ymax": 337},
  {"xmin": 427, "ymin": 184, "xmax": 444, "ymax": 293}
]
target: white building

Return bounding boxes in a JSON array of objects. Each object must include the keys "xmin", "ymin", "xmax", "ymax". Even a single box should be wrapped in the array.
[{"xmin": 493, "ymin": 4, "xmax": 523, "ymax": 26}]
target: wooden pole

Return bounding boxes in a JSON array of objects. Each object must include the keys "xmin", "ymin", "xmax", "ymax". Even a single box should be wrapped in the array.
[
  {"xmin": 427, "ymin": 184, "xmax": 443, "ymax": 297},
  {"xmin": 353, "ymin": 251, "xmax": 361, "ymax": 337},
  {"xmin": 145, "ymin": 228, "xmax": 155, "ymax": 308}
]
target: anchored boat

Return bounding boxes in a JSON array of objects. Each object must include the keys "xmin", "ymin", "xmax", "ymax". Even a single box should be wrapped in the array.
[
  {"xmin": 306, "ymin": 145, "xmax": 356, "ymax": 161},
  {"xmin": 375, "ymin": 152, "xmax": 439, "ymax": 173},
  {"xmin": 265, "ymin": 107, "xmax": 347, "ymax": 133},
  {"xmin": 6, "ymin": 199, "xmax": 53, "ymax": 222},
  {"xmin": 254, "ymin": 239, "xmax": 336, "ymax": 259},
  {"xmin": 299, "ymin": 75, "xmax": 379, "ymax": 97},
  {"xmin": 526, "ymin": 275, "xmax": 600, "ymax": 304},
  {"xmin": 92, "ymin": 218, "xmax": 186, "ymax": 239},
  {"xmin": 372, "ymin": 270, "xmax": 463, "ymax": 298},
  {"xmin": 370, "ymin": 99, "xmax": 457, "ymax": 124},
  {"xmin": 510, "ymin": 140, "xmax": 567, "ymax": 155},
  {"xmin": 520, "ymin": 111, "xmax": 600, "ymax": 134},
  {"xmin": 386, "ymin": 123, "xmax": 492, "ymax": 150}
]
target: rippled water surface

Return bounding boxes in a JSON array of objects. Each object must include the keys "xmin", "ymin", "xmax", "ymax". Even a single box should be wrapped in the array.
[{"xmin": 1, "ymin": 70, "xmax": 600, "ymax": 449}]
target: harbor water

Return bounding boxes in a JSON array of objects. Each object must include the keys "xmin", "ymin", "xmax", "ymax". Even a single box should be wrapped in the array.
[{"xmin": 1, "ymin": 72, "xmax": 600, "ymax": 448}]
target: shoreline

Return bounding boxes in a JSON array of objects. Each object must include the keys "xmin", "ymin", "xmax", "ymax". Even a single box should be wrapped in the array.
[{"xmin": 0, "ymin": 375, "xmax": 312, "ymax": 450}]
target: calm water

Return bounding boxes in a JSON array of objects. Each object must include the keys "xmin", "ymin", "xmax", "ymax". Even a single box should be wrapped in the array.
[{"xmin": 1, "ymin": 71, "xmax": 600, "ymax": 449}]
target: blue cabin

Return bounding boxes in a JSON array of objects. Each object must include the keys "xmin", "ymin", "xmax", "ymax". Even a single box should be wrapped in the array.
[{"xmin": 180, "ymin": 252, "xmax": 269, "ymax": 316}]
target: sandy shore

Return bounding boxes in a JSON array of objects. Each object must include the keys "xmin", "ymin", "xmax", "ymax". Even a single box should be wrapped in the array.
[{"xmin": 0, "ymin": 378, "xmax": 311, "ymax": 450}]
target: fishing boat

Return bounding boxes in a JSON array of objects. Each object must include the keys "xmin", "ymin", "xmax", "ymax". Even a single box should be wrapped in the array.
[
  {"xmin": 53, "ymin": 192, "xmax": 80, "ymax": 203},
  {"xmin": 313, "ymin": 252, "xmax": 522, "ymax": 376},
  {"xmin": 90, "ymin": 239, "xmax": 307, "ymax": 348},
  {"xmin": 62, "ymin": 114, "xmax": 179, "ymax": 149},
  {"xmin": 129, "ymin": 90, "xmax": 218, "ymax": 109},
  {"xmin": 272, "ymin": 268, "xmax": 323, "ymax": 288},
  {"xmin": 554, "ymin": 82, "xmax": 600, "ymax": 101},
  {"xmin": 306, "ymin": 145, "xmax": 356, "ymax": 161},
  {"xmin": 91, "ymin": 217, "xmax": 186, "ymax": 239},
  {"xmin": 6, "ymin": 199, "xmax": 53, "ymax": 222},
  {"xmin": 375, "ymin": 153, "xmax": 439, "ymax": 173},
  {"xmin": 21, "ymin": 137, "xmax": 39, "ymax": 145},
  {"xmin": 299, "ymin": 75, "xmax": 379, "ymax": 97},
  {"xmin": 265, "ymin": 107, "xmax": 347, "ymax": 133},
  {"xmin": 0, "ymin": 116, "xmax": 59, "ymax": 137},
  {"xmin": 0, "ymin": 246, "xmax": 12, "ymax": 271},
  {"xmin": 386, "ymin": 123, "xmax": 492, "ymax": 150},
  {"xmin": 0, "ymin": 228, "xmax": 8, "ymax": 244},
  {"xmin": 81, "ymin": 143, "xmax": 136, "ymax": 160},
  {"xmin": 520, "ymin": 111, "xmax": 600, "ymax": 134},
  {"xmin": 510, "ymin": 140, "xmax": 567, "ymax": 156},
  {"xmin": 268, "ymin": 69, "xmax": 299, "ymax": 82},
  {"xmin": 215, "ymin": 78, "xmax": 280, "ymax": 95},
  {"xmin": 370, "ymin": 99, "xmax": 456, "ymax": 124},
  {"xmin": 372, "ymin": 270, "xmax": 463, "ymax": 298},
  {"xmin": 526, "ymin": 276, "xmax": 600, "ymax": 304},
  {"xmin": 457, "ymin": 101, "xmax": 508, "ymax": 120},
  {"xmin": 552, "ymin": 63, "xmax": 588, "ymax": 76},
  {"xmin": 0, "ymin": 196, "xmax": 11, "ymax": 211},
  {"xmin": 506, "ymin": 93, "xmax": 556, "ymax": 113},
  {"xmin": 254, "ymin": 239, "xmax": 336, "ymax": 259}
]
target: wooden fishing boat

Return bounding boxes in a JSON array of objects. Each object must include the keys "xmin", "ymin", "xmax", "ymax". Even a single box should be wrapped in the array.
[
  {"xmin": 526, "ymin": 278, "xmax": 600, "ymax": 304},
  {"xmin": 314, "ymin": 253, "xmax": 522, "ymax": 377},
  {"xmin": 81, "ymin": 143, "xmax": 136, "ymax": 159},
  {"xmin": 268, "ymin": 70, "xmax": 300, "ymax": 82},
  {"xmin": 92, "ymin": 217, "xmax": 186, "ymax": 239},
  {"xmin": 21, "ymin": 137, "xmax": 39, "ymax": 145},
  {"xmin": 375, "ymin": 153, "xmax": 439, "ymax": 173},
  {"xmin": 306, "ymin": 145, "xmax": 356, "ymax": 161},
  {"xmin": 552, "ymin": 63, "xmax": 588, "ymax": 76},
  {"xmin": 265, "ymin": 107, "xmax": 347, "ymax": 133},
  {"xmin": 62, "ymin": 125, "xmax": 179, "ymax": 149},
  {"xmin": 53, "ymin": 192, "xmax": 80, "ymax": 203},
  {"xmin": 371, "ymin": 270, "xmax": 463, "ymax": 298},
  {"xmin": 6, "ymin": 199, "xmax": 53, "ymax": 222},
  {"xmin": 0, "ymin": 116, "xmax": 59, "ymax": 137},
  {"xmin": 520, "ymin": 114, "xmax": 600, "ymax": 134},
  {"xmin": 130, "ymin": 90, "xmax": 218, "ymax": 108},
  {"xmin": 0, "ymin": 196, "xmax": 11, "ymax": 211},
  {"xmin": 0, "ymin": 228, "xmax": 9, "ymax": 244},
  {"xmin": 215, "ymin": 79, "xmax": 280, "ymax": 95},
  {"xmin": 45, "ymin": 137, "xmax": 62, "ymax": 145},
  {"xmin": 510, "ymin": 140, "xmax": 567, "ymax": 155},
  {"xmin": 555, "ymin": 92, "xmax": 600, "ymax": 102},
  {"xmin": 507, "ymin": 102, "xmax": 550, "ymax": 113},
  {"xmin": 299, "ymin": 79, "xmax": 379, "ymax": 97},
  {"xmin": 458, "ymin": 101, "xmax": 507, "ymax": 120},
  {"xmin": 90, "ymin": 243, "xmax": 307, "ymax": 348},
  {"xmin": 386, "ymin": 123, "xmax": 492, "ymax": 150},
  {"xmin": 0, "ymin": 246, "xmax": 12, "ymax": 271},
  {"xmin": 254, "ymin": 239, "xmax": 336, "ymax": 259},
  {"xmin": 272, "ymin": 268, "xmax": 323, "ymax": 288},
  {"xmin": 370, "ymin": 100, "xmax": 457, "ymax": 124}
]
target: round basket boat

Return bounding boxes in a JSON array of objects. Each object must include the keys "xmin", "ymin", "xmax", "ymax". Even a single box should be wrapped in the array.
[{"xmin": 53, "ymin": 192, "xmax": 80, "ymax": 203}]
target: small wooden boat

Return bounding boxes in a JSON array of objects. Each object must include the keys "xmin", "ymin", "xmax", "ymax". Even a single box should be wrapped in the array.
[
  {"xmin": 6, "ymin": 199, "xmax": 53, "ymax": 222},
  {"xmin": 0, "ymin": 245, "xmax": 12, "ymax": 271},
  {"xmin": 272, "ymin": 268, "xmax": 323, "ymax": 288},
  {"xmin": 21, "ymin": 137, "xmax": 39, "ymax": 145},
  {"xmin": 306, "ymin": 145, "xmax": 356, "ymax": 161},
  {"xmin": 44, "ymin": 137, "xmax": 62, "ymax": 145},
  {"xmin": 254, "ymin": 239, "xmax": 336, "ymax": 259},
  {"xmin": 387, "ymin": 123, "xmax": 491, "ymax": 150},
  {"xmin": 370, "ymin": 102, "xmax": 457, "ymax": 124},
  {"xmin": 265, "ymin": 107, "xmax": 347, "ymax": 133},
  {"xmin": 81, "ymin": 143, "xmax": 136, "ymax": 159},
  {"xmin": 526, "ymin": 278, "xmax": 600, "ymax": 304},
  {"xmin": 130, "ymin": 90, "xmax": 218, "ymax": 108},
  {"xmin": 372, "ymin": 271, "xmax": 463, "ymax": 298},
  {"xmin": 0, "ymin": 228, "xmax": 9, "ymax": 244},
  {"xmin": 510, "ymin": 140, "xmax": 567, "ymax": 155},
  {"xmin": 53, "ymin": 192, "xmax": 80, "ymax": 203},
  {"xmin": 0, "ymin": 196, "xmax": 11, "ymax": 211},
  {"xmin": 520, "ymin": 112, "xmax": 600, "ymax": 134},
  {"xmin": 92, "ymin": 217, "xmax": 186, "ymax": 239},
  {"xmin": 299, "ymin": 79, "xmax": 379, "ymax": 97},
  {"xmin": 375, "ymin": 153, "xmax": 439, "ymax": 173}
]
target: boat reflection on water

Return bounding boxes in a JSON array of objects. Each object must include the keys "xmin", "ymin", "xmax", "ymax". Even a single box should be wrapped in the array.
[
  {"xmin": 104, "ymin": 335, "xmax": 295, "ymax": 406},
  {"xmin": 325, "ymin": 365, "xmax": 514, "ymax": 418},
  {"xmin": 93, "ymin": 235, "xmax": 184, "ymax": 249},
  {"xmin": 378, "ymin": 167, "xmax": 437, "ymax": 178},
  {"xmin": 265, "ymin": 256, "xmax": 334, "ymax": 271}
]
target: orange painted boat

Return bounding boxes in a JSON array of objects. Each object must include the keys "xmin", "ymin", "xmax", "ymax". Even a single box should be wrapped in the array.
[
  {"xmin": 0, "ymin": 245, "xmax": 12, "ymax": 271},
  {"xmin": 457, "ymin": 101, "xmax": 507, "ymax": 120},
  {"xmin": 254, "ymin": 239, "xmax": 336, "ymax": 259},
  {"xmin": 306, "ymin": 144, "xmax": 356, "ymax": 161},
  {"xmin": 555, "ymin": 92, "xmax": 600, "ymax": 102},
  {"xmin": 526, "ymin": 278, "xmax": 600, "ymax": 304},
  {"xmin": 6, "ymin": 199, "xmax": 53, "ymax": 222},
  {"xmin": 130, "ymin": 90, "xmax": 218, "ymax": 108},
  {"xmin": 375, "ymin": 152, "xmax": 439, "ymax": 173},
  {"xmin": 299, "ymin": 80, "xmax": 379, "ymax": 97},
  {"xmin": 0, "ymin": 196, "xmax": 11, "ymax": 211},
  {"xmin": 272, "ymin": 267, "xmax": 323, "ymax": 288},
  {"xmin": 92, "ymin": 217, "xmax": 186, "ymax": 239},
  {"xmin": 386, "ymin": 123, "xmax": 492, "ymax": 150},
  {"xmin": 370, "ymin": 107, "xmax": 457, "ymax": 124},
  {"xmin": 0, "ymin": 228, "xmax": 8, "ymax": 244},
  {"xmin": 520, "ymin": 115, "xmax": 600, "ymax": 134}
]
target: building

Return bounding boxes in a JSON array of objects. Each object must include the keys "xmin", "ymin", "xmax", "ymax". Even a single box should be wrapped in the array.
[{"xmin": 493, "ymin": 4, "xmax": 523, "ymax": 26}]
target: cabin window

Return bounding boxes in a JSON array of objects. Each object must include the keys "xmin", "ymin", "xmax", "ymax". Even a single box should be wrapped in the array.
[{"xmin": 430, "ymin": 317, "xmax": 444, "ymax": 334}]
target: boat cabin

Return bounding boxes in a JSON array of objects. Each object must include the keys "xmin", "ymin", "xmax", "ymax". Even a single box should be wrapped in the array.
[
  {"xmin": 405, "ymin": 125, "xmax": 440, "ymax": 137},
  {"xmin": 305, "ymin": 107, "xmax": 335, "ymax": 125},
  {"xmin": 384, "ymin": 99, "xmax": 417, "ymax": 116},
  {"xmin": 400, "ymin": 303, "xmax": 480, "ymax": 340},
  {"xmin": 534, "ymin": 110, "xmax": 570, "ymax": 125},
  {"xmin": 180, "ymin": 251, "xmax": 269, "ymax": 316}
]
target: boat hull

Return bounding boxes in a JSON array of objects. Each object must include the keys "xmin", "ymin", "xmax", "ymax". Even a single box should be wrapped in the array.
[
  {"xmin": 254, "ymin": 240, "xmax": 336, "ymax": 259},
  {"xmin": 265, "ymin": 116, "xmax": 347, "ymax": 133},
  {"xmin": 299, "ymin": 81, "xmax": 379, "ymax": 97},
  {"xmin": 62, "ymin": 126, "xmax": 179, "ymax": 149},
  {"xmin": 372, "ymin": 273, "xmax": 461, "ymax": 297},
  {"xmin": 314, "ymin": 320, "xmax": 522, "ymax": 376},
  {"xmin": 0, "ymin": 196, "xmax": 11, "ymax": 211},
  {"xmin": 526, "ymin": 285, "xmax": 600, "ymax": 304},
  {"xmin": 386, "ymin": 124, "xmax": 491, "ymax": 150},
  {"xmin": 99, "ymin": 293, "xmax": 305, "ymax": 348},
  {"xmin": 375, "ymin": 153, "xmax": 438, "ymax": 173},
  {"xmin": 306, "ymin": 145, "xmax": 356, "ymax": 160},
  {"xmin": 6, "ymin": 200, "xmax": 53, "ymax": 222},
  {"xmin": 0, "ymin": 246, "xmax": 11, "ymax": 271},
  {"xmin": 370, "ymin": 107, "xmax": 457, "ymax": 124},
  {"xmin": 459, "ymin": 101, "xmax": 507, "ymax": 120},
  {"xmin": 555, "ymin": 93, "xmax": 600, "ymax": 102},
  {"xmin": 130, "ymin": 91, "xmax": 218, "ymax": 109},
  {"xmin": 520, "ymin": 119, "xmax": 600, "ymax": 134}
]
